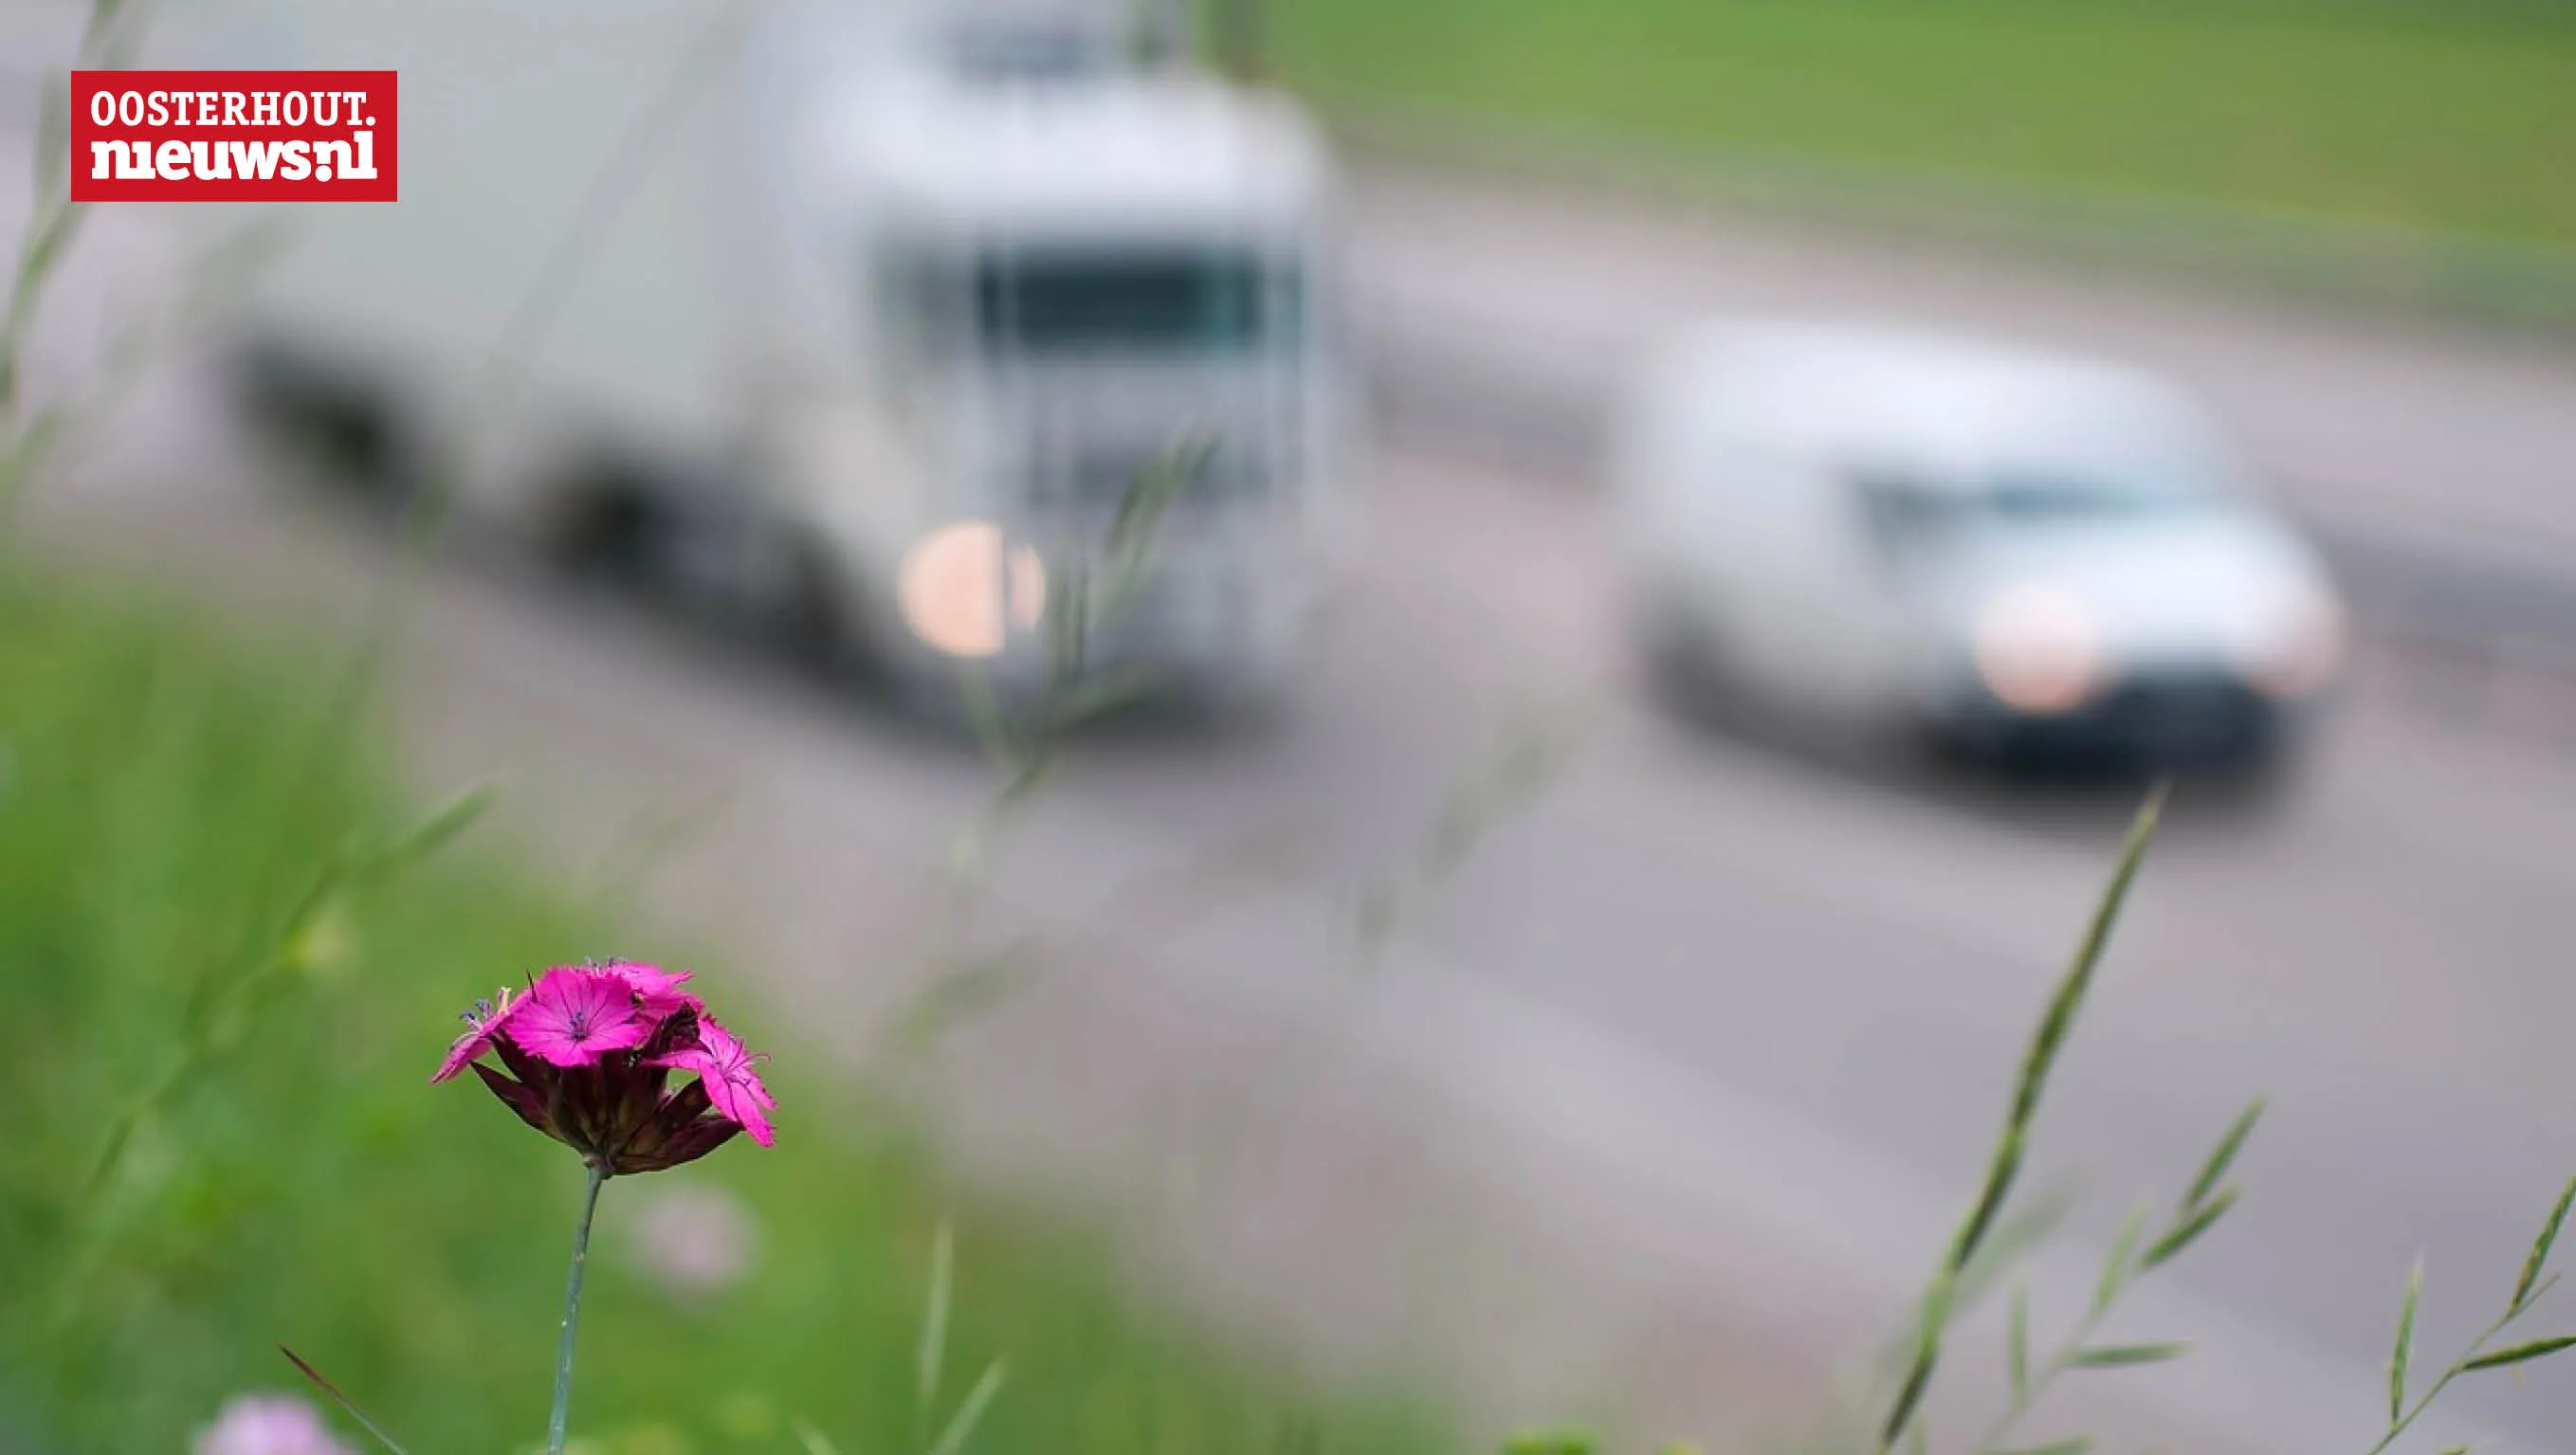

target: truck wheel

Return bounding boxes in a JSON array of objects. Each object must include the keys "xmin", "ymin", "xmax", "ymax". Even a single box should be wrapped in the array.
[
  {"xmin": 766, "ymin": 537, "xmax": 874, "ymax": 681},
  {"xmin": 546, "ymin": 480, "xmax": 667, "ymax": 585},
  {"xmin": 231, "ymin": 341, "xmax": 420, "ymax": 503}
]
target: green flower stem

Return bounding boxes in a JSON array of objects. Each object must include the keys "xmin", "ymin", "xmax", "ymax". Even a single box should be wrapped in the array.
[{"xmin": 549, "ymin": 1162, "xmax": 609, "ymax": 1455}]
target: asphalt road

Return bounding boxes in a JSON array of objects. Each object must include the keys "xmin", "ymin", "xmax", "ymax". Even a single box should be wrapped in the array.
[{"xmin": 15, "ymin": 65, "xmax": 2576, "ymax": 1454}]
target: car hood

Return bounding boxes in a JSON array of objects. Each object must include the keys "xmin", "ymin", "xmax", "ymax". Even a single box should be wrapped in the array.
[{"xmin": 1909, "ymin": 510, "xmax": 2336, "ymax": 674}]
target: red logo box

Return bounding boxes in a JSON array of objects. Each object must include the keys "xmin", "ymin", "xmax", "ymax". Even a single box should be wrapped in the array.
[{"xmin": 71, "ymin": 69, "xmax": 397, "ymax": 202}]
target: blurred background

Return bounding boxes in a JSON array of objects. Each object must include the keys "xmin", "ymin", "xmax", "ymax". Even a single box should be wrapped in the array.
[{"xmin": 6, "ymin": 0, "xmax": 2576, "ymax": 1450}]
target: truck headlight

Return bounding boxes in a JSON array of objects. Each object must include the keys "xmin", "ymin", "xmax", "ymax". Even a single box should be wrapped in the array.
[
  {"xmin": 1974, "ymin": 583, "xmax": 2100, "ymax": 716},
  {"xmin": 897, "ymin": 520, "xmax": 1046, "ymax": 660}
]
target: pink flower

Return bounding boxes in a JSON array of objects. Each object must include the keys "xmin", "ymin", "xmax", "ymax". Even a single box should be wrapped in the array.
[
  {"xmin": 192, "ymin": 1393, "xmax": 354, "ymax": 1455},
  {"xmin": 607, "ymin": 960, "xmax": 701, "ymax": 1019},
  {"xmin": 435, "ymin": 958, "xmax": 774, "ymax": 1174},
  {"xmin": 651, "ymin": 1016, "xmax": 775, "ymax": 1148},
  {"xmin": 511, "ymin": 966, "xmax": 653, "ymax": 1067},
  {"xmin": 429, "ymin": 987, "xmax": 524, "ymax": 1084}
]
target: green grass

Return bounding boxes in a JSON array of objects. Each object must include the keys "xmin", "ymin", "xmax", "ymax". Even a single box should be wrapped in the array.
[
  {"xmin": 0, "ymin": 573, "xmax": 1439, "ymax": 1454},
  {"xmin": 1270, "ymin": 0, "xmax": 2576, "ymax": 247}
]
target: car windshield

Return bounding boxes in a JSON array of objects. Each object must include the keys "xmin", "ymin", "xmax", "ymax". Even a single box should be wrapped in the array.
[
  {"xmin": 1857, "ymin": 463, "xmax": 2233, "ymax": 552},
  {"xmin": 974, "ymin": 249, "xmax": 1297, "ymax": 356}
]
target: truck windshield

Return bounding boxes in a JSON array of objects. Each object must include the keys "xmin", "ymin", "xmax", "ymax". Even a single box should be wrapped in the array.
[
  {"xmin": 975, "ymin": 250, "xmax": 1295, "ymax": 356},
  {"xmin": 934, "ymin": 19, "xmax": 1124, "ymax": 82}
]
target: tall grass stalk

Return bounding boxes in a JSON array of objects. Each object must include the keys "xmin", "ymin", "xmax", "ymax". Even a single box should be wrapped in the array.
[
  {"xmin": 279, "ymin": 1346, "xmax": 411, "ymax": 1454},
  {"xmin": 1878, "ymin": 785, "xmax": 2168, "ymax": 1451},
  {"xmin": 0, "ymin": 0, "xmax": 111, "ymax": 507}
]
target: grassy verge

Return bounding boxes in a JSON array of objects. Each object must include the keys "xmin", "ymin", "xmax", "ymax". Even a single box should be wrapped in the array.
[
  {"xmin": 1270, "ymin": 0, "xmax": 2576, "ymax": 249},
  {"xmin": 0, "ymin": 572, "xmax": 1439, "ymax": 1453}
]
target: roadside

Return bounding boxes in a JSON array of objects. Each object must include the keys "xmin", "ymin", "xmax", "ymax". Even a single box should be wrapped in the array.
[
  {"xmin": 1274, "ymin": 0, "xmax": 2576, "ymax": 333},
  {"xmin": 1330, "ymin": 110, "xmax": 2576, "ymax": 343}
]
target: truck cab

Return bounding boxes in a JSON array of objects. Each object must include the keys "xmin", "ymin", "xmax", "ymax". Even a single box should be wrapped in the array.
[{"xmin": 740, "ymin": 1, "xmax": 1356, "ymax": 709}]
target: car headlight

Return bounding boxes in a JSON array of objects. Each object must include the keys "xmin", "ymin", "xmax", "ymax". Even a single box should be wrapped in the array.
[
  {"xmin": 896, "ymin": 520, "xmax": 1047, "ymax": 660},
  {"xmin": 1973, "ymin": 583, "xmax": 2100, "ymax": 716},
  {"xmin": 2238, "ymin": 584, "xmax": 2346, "ymax": 700}
]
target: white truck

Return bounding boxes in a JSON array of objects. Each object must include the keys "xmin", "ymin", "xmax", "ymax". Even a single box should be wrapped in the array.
[{"xmin": 195, "ymin": 0, "xmax": 1357, "ymax": 711}]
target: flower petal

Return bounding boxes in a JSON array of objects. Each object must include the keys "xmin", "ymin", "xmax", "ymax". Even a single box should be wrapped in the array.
[
  {"xmin": 706, "ymin": 1080, "xmax": 774, "ymax": 1147},
  {"xmin": 430, "ymin": 1028, "xmax": 490, "ymax": 1085},
  {"xmin": 509, "ymin": 967, "xmax": 652, "ymax": 1067},
  {"xmin": 430, "ymin": 991, "xmax": 526, "ymax": 1083},
  {"xmin": 607, "ymin": 960, "xmax": 700, "ymax": 1019}
]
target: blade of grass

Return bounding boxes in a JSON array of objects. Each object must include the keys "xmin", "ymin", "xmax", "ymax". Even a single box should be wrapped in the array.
[
  {"xmin": 916, "ymin": 1219, "xmax": 954, "ymax": 1451},
  {"xmin": 2512, "ymin": 1174, "xmax": 2576, "ymax": 1314},
  {"xmin": 2068, "ymin": 1343, "xmax": 2188, "ymax": 1369},
  {"xmin": 2459, "ymin": 1335, "xmax": 2576, "ymax": 1373},
  {"xmin": 2183, "ymin": 1099, "xmax": 2265, "ymax": 1213},
  {"xmin": 2095, "ymin": 1205, "xmax": 2150, "ymax": 1316},
  {"xmin": 278, "ymin": 1345, "xmax": 411, "ymax": 1455},
  {"xmin": 926, "ymin": 1358, "xmax": 1008, "ymax": 1455},
  {"xmin": 2391, "ymin": 1260, "xmax": 2421, "ymax": 1428},
  {"xmin": 2142, "ymin": 1188, "xmax": 2238, "ymax": 1269}
]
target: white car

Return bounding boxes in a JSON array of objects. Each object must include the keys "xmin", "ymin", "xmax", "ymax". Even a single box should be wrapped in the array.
[{"xmin": 1613, "ymin": 322, "xmax": 2347, "ymax": 768}]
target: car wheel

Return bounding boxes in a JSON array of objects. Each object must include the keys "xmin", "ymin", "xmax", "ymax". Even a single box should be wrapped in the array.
[{"xmin": 1630, "ymin": 586, "xmax": 1744, "ymax": 726}]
